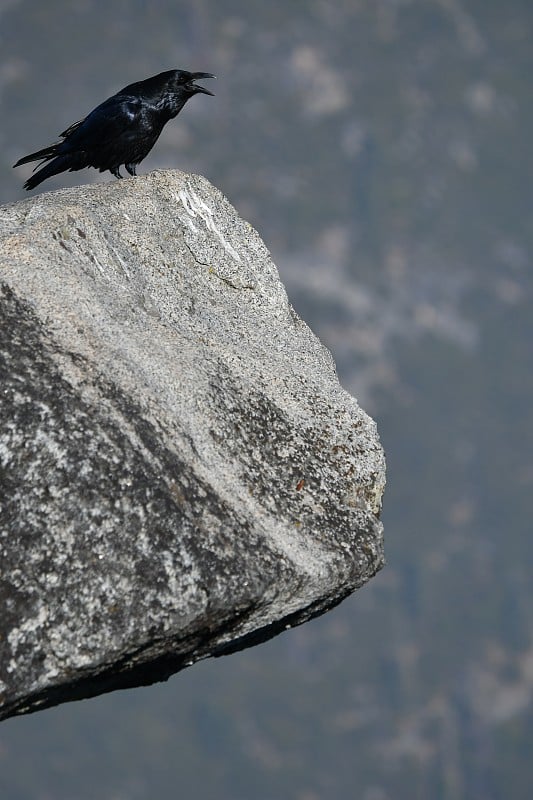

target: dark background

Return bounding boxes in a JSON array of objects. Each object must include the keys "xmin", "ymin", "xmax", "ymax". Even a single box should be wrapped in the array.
[{"xmin": 1, "ymin": 1, "xmax": 532, "ymax": 798}]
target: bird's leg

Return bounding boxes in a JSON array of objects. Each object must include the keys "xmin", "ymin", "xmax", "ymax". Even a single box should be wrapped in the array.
[
  {"xmin": 110, "ymin": 166, "xmax": 123, "ymax": 179},
  {"xmin": 125, "ymin": 163, "xmax": 137, "ymax": 177}
]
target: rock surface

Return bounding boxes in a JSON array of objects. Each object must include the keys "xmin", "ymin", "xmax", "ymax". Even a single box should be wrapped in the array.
[{"xmin": 0, "ymin": 171, "xmax": 385, "ymax": 721}]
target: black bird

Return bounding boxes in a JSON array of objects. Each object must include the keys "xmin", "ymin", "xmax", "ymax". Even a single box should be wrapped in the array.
[{"xmin": 13, "ymin": 69, "xmax": 215, "ymax": 191}]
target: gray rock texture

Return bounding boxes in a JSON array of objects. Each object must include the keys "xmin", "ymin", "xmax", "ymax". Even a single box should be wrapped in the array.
[{"xmin": 0, "ymin": 171, "xmax": 385, "ymax": 721}]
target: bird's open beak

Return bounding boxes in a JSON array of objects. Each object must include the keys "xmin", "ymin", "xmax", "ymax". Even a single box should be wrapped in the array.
[{"xmin": 190, "ymin": 72, "xmax": 216, "ymax": 96}]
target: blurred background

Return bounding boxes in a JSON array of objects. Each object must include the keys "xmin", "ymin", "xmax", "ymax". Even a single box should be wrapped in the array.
[{"xmin": 1, "ymin": 1, "xmax": 532, "ymax": 798}]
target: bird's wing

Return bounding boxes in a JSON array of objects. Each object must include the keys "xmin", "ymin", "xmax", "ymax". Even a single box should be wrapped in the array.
[
  {"xmin": 59, "ymin": 118, "xmax": 87, "ymax": 138},
  {"xmin": 60, "ymin": 96, "xmax": 148, "ymax": 166}
]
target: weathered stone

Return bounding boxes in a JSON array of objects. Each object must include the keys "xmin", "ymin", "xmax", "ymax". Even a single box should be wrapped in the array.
[{"xmin": 0, "ymin": 171, "xmax": 385, "ymax": 721}]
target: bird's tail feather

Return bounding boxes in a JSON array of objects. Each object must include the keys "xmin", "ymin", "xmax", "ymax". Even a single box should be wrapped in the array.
[
  {"xmin": 23, "ymin": 155, "xmax": 72, "ymax": 191},
  {"xmin": 13, "ymin": 144, "xmax": 58, "ymax": 169}
]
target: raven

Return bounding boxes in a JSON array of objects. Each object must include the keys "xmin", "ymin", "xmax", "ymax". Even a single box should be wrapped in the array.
[{"xmin": 13, "ymin": 69, "xmax": 215, "ymax": 190}]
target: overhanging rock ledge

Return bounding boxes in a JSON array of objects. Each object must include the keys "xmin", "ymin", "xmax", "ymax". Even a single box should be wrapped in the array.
[{"xmin": 0, "ymin": 170, "xmax": 385, "ymax": 721}]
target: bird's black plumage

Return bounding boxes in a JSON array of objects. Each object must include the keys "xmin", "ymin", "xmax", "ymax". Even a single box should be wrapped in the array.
[{"xmin": 13, "ymin": 69, "xmax": 215, "ymax": 190}]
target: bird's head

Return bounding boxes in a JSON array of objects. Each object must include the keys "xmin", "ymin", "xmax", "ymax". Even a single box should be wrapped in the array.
[{"xmin": 171, "ymin": 70, "xmax": 216, "ymax": 97}]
